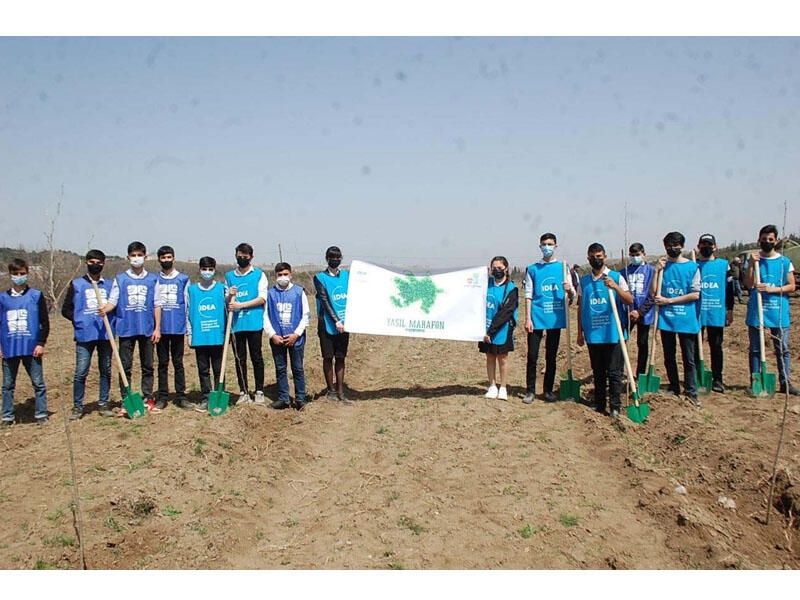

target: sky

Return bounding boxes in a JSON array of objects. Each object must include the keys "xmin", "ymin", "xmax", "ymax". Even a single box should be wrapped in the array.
[{"xmin": 2, "ymin": 18, "xmax": 799, "ymax": 270}]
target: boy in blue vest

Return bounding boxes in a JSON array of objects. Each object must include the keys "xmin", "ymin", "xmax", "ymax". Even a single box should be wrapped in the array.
[
  {"xmin": 155, "ymin": 245, "xmax": 191, "ymax": 410},
  {"xmin": 61, "ymin": 249, "xmax": 115, "ymax": 419},
  {"xmin": 1, "ymin": 258, "xmax": 50, "ymax": 426},
  {"xmin": 743, "ymin": 224, "xmax": 798, "ymax": 395},
  {"xmin": 695, "ymin": 234, "xmax": 734, "ymax": 393},
  {"xmin": 265, "ymin": 262, "xmax": 310, "ymax": 411},
  {"xmin": 186, "ymin": 256, "xmax": 227, "ymax": 412},
  {"xmin": 522, "ymin": 233, "xmax": 575, "ymax": 404},
  {"xmin": 102, "ymin": 241, "xmax": 162, "ymax": 414},
  {"xmin": 313, "ymin": 246, "xmax": 351, "ymax": 404},
  {"xmin": 620, "ymin": 243, "xmax": 656, "ymax": 377},
  {"xmin": 576, "ymin": 243, "xmax": 633, "ymax": 418},
  {"xmin": 225, "ymin": 242, "xmax": 268, "ymax": 405},
  {"xmin": 655, "ymin": 231, "xmax": 702, "ymax": 408}
]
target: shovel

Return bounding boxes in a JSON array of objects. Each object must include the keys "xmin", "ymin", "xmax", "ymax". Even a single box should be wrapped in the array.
[
  {"xmin": 751, "ymin": 265, "xmax": 777, "ymax": 398},
  {"xmin": 690, "ymin": 250, "xmax": 713, "ymax": 395},
  {"xmin": 208, "ymin": 306, "xmax": 234, "ymax": 416},
  {"xmin": 608, "ymin": 286, "xmax": 649, "ymax": 423},
  {"xmin": 637, "ymin": 269, "xmax": 663, "ymax": 396},
  {"xmin": 559, "ymin": 261, "xmax": 581, "ymax": 401},
  {"xmin": 91, "ymin": 280, "xmax": 145, "ymax": 419}
]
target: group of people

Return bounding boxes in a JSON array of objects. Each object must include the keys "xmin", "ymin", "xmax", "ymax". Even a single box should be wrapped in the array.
[
  {"xmin": 0, "ymin": 242, "xmax": 352, "ymax": 425},
  {"xmin": 478, "ymin": 225, "xmax": 797, "ymax": 419}
]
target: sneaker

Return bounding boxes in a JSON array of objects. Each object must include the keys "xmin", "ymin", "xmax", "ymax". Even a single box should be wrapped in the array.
[
  {"xmin": 177, "ymin": 398, "xmax": 194, "ymax": 410},
  {"xmin": 497, "ymin": 386, "xmax": 508, "ymax": 401},
  {"xmin": 543, "ymin": 391, "xmax": 557, "ymax": 402},
  {"xmin": 155, "ymin": 398, "xmax": 168, "ymax": 410},
  {"xmin": 712, "ymin": 380, "xmax": 725, "ymax": 393},
  {"xmin": 254, "ymin": 391, "xmax": 266, "ymax": 405},
  {"xmin": 294, "ymin": 400, "xmax": 307, "ymax": 411},
  {"xmin": 116, "ymin": 406, "xmax": 128, "ymax": 418},
  {"xmin": 144, "ymin": 399, "xmax": 162, "ymax": 414},
  {"xmin": 687, "ymin": 395, "xmax": 702, "ymax": 408},
  {"xmin": 270, "ymin": 399, "xmax": 290, "ymax": 410},
  {"xmin": 69, "ymin": 407, "xmax": 83, "ymax": 421},
  {"xmin": 610, "ymin": 409, "xmax": 620, "ymax": 419},
  {"xmin": 195, "ymin": 400, "xmax": 209, "ymax": 413},
  {"xmin": 98, "ymin": 404, "xmax": 115, "ymax": 418},
  {"xmin": 338, "ymin": 392, "xmax": 352, "ymax": 406},
  {"xmin": 484, "ymin": 385, "xmax": 499, "ymax": 399},
  {"xmin": 325, "ymin": 389, "xmax": 339, "ymax": 401},
  {"xmin": 522, "ymin": 392, "xmax": 535, "ymax": 405},
  {"xmin": 237, "ymin": 392, "xmax": 252, "ymax": 406},
  {"xmin": 779, "ymin": 384, "xmax": 800, "ymax": 396},
  {"xmin": 1, "ymin": 420, "xmax": 13, "ymax": 428},
  {"xmin": 37, "ymin": 416, "xmax": 49, "ymax": 426}
]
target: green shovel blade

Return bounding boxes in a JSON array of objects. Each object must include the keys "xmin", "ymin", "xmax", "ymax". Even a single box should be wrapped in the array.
[
  {"xmin": 696, "ymin": 360, "xmax": 712, "ymax": 396},
  {"xmin": 207, "ymin": 384, "xmax": 229, "ymax": 417},
  {"xmin": 751, "ymin": 362, "xmax": 776, "ymax": 398},
  {"xmin": 123, "ymin": 388, "xmax": 146, "ymax": 419},
  {"xmin": 559, "ymin": 370, "xmax": 582, "ymax": 401},
  {"xmin": 626, "ymin": 392, "xmax": 650, "ymax": 423},
  {"xmin": 637, "ymin": 365, "xmax": 661, "ymax": 395}
]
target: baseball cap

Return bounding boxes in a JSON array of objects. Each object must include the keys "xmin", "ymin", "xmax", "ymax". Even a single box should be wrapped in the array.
[{"xmin": 698, "ymin": 233, "xmax": 716, "ymax": 245}]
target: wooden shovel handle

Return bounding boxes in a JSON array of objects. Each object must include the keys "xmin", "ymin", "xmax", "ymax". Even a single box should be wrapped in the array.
[
  {"xmin": 608, "ymin": 286, "xmax": 639, "ymax": 399},
  {"xmin": 563, "ymin": 261, "xmax": 573, "ymax": 373},
  {"xmin": 690, "ymin": 250, "xmax": 705, "ymax": 362},
  {"xmin": 91, "ymin": 279, "xmax": 130, "ymax": 389},
  {"xmin": 753, "ymin": 263, "xmax": 768, "ymax": 364},
  {"xmin": 646, "ymin": 268, "xmax": 663, "ymax": 369},
  {"xmin": 218, "ymin": 302, "xmax": 234, "ymax": 387}
]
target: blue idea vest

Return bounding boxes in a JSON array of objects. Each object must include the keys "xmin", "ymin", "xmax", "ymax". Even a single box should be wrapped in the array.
[
  {"xmin": 0, "ymin": 289, "xmax": 42, "ymax": 357},
  {"xmin": 485, "ymin": 280, "xmax": 517, "ymax": 345},
  {"xmin": 697, "ymin": 258, "xmax": 728, "ymax": 327},
  {"xmin": 316, "ymin": 270, "xmax": 349, "ymax": 335},
  {"xmin": 71, "ymin": 276, "xmax": 115, "ymax": 342},
  {"xmin": 745, "ymin": 255, "xmax": 792, "ymax": 328},
  {"xmin": 526, "ymin": 261, "xmax": 566, "ymax": 330},
  {"xmin": 187, "ymin": 282, "xmax": 226, "ymax": 347},
  {"xmin": 579, "ymin": 271, "xmax": 627, "ymax": 344},
  {"xmin": 658, "ymin": 261, "xmax": 700, "ymax": 334},
  {"xmin": 225, "ymin": 268, "xmax": 265, "ymax": 333},
  {"xmin": 157, "ymin": 271, "xmax": 190, "ymax": 335},
  {"xmin": 115, "ymin": 271, "xmax": 158, "ymax": 338},
  {"xmin": 621, "ymin": 263, "xmax": 655, "ymax": 326},
  {"xmin": 267, "ymin": 285, "xmax": 306, "ymax": 348}
]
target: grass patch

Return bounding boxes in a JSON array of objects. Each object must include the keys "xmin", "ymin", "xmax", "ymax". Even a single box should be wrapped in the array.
[
  {"xmin": 44, "ymin": 534, "xmax": 76, "ymax": 547},
  {"xmin": 127, "ymin": 453, "xmax": 154, "ymax": 473},
  {"xmin": 34, "ymin": 559, "xmax": 58, "ymax": 570},
  {"xmin": 188, "ymin": 522, "xmax": 207, "ymax": 535},
  {"xmin": 398, "ymin": 450, "xmax": 410, "ymax": 458},
  {"xmin": 519, "ymin": 524, "xmax": 534, "ymax": 538},
  {"xmin": 194, "ymin": 438, "xmax": 207, "ymax": 456},
  {"xmin": 218, "ymin": 441, "xmax": 232, "ymax": 450},
  {"xmin": 162, "ymin": 506, "xmax": 181, "ymax": 517},
  {"xmin": 487, "ymin": 441, "xmax": 499, "ymax": 450},
  {"xmin": 282, "ymin": 516, "xmax": 299, "ymax": 528},
  {"xmin": 376, "ymin": 426, "xmax": 388, "ymax": 435},
  {"xmin": 398, "ymin": 516, "xmax": 425, "ymax": 535},
  {"xmin": 46, "ymin": 507, "xmax": 66, "ymax": 522},
  {"xmin": 104, "ymin": 516, "xmax": 122, "ymax": 532},
  {"xmin": 559, "ymin": 513, "xmax": 579, "ymax": 527}
]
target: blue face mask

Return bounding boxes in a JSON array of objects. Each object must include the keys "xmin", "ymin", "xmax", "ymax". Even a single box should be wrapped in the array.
[
  {"xmin": 629, "ymin": 255, "xmax": 644, "ymax": 266},
  {"xmin": 540, "ymin": 244, "xmax": 555, "ymax": 258},
  {"xmin": 200, "ymin": 270, "xmax": 215, "ymax": 281},
  {"xmin": 11, "ymin": 274, "xmax": 28, "ymax": 286}
]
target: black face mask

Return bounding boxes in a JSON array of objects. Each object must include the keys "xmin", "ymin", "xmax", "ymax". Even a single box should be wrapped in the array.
[
  {"xmin": 160, "ymin": 260, "xmax": 174, "ymax": 271},
  {"xmin": 236, "ymin": 257, "xmax": 251, "ymax": 269},
  {"xmin": 760, "ymin": 241, "xmax": 775, "ymax": 253},
  {"xmin": 327, "ymin": 258, "xmax": 342, "ymax": 269},
  {"xmin": 666, "ymin": 247, "xmax": 682, "ymax": 259},
  {"xmin": 698, "ymin": 246, "xmax": 714, "ymax": 258},
  {"xmin": 87, "ymin": 263, "xmax": 103, "ymax": 275},
  {"xmin": 491, "ymin": 268, "xmax": 506, "ymax": 280},
  {"xmin": 588, "ymin": 257, "xmax": 604, "ymax": 270}
]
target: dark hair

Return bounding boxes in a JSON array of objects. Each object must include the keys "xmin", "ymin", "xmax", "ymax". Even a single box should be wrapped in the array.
[
  {"xmin": 7, "ymin": 258, "xmax": 27, "ymax": 273},
  {"xmin": 759, "ymin": 224, "xmax": 779, "ymax": 238},
  {"xmin": 629, "ymin": 242, "xmax": 645, "ymax": 254},
  {"xmin": 587, "ymin": 242, "xmax": 605, "ymax": 254},
  {"xmin": 325, "ymin": 246, "xmax": 342, "ymax": 259},
  {"xmin": 539, "ymin": 232, "xmax": 557, "ymax": 244},
  {"xmin": 198, "ymin": 256, "xmax": 216, "ymax": 269},
  {"xmin": 662, "ymin": 231, "xmax": 685, "ymax": 247},
  {"xmin": 127, "ymin": 241, "xmax": 146, "ymax": 255},
  {"xmin": 85, "ymin": 249, "xmax": 106, "ymax": 262},
  {"xmin": 157, "ymin": 245, "xmax": 175, "ymax": 257},
  {"xmin": 235, "ymin": 243, "xmax": 254, "ymax": 256},
  {"xmin": 274, "ymin": 262, "xmax": 292, "ymax": 273},
  {"xmin": 489, "ymin": 256, "xmax": 508, "ymax": 269}
]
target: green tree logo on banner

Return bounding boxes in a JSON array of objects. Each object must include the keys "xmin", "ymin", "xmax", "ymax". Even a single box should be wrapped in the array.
[{"xmin": 390, "ymin": 274, "xmax": 444, "ymax": 314}]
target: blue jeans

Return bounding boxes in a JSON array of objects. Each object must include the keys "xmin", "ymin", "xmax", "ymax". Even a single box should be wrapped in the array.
[
  {"xmin": 73, "ymin": 340, "xmax": 112, "ymax": 409},
  {"xmin": 270, "ymin": 341, "xmax": 306, "ymax": 403},
  {"xmin": 748, "ymin": 326, "xmax": 791, "ymax": 385},
  {"xmin": 2, "ymin": 356, "xmax": 48, "ymax": 422}
]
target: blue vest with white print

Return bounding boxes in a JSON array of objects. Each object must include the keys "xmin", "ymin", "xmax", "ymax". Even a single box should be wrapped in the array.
[
  {"xmin": 657, "ymin": 261, "xmax": 700, "ymax": 334},
  {"xmin": 0, "ymin": 289, "xmax": 41, "ymax": 358},
  {"xmin": 580, "ymin": 271, "xmax": 627, "ymax": 344},
  {"xmin": 71, "ymin": 276, "xmax": 115, "ymax": 342},
  {"xmin": 621, "ymin": 263, "xmax": 655, "ymax": 326},
  {"xmin": 697, "ymin": 258, "xmax": 728, "ymax": 328},
  {"xmin": 267, "ymin": 285, "xmax": 306, "ymax": 348},
  {"xmin": 485, "ymin": 279, "xmax": 517, "ymax": 345},
  {"xmin": 157, "ymin": 271, "xmax": 190, "ymax": 335},
  {"xmin": 115, "ymin": 271, "xmax": 158, "ymax": 338},
  {"xmin": 187, "ymin": 282, "xmax": 226, "ymax": 347},
  {"xmin": 745, "ymin": 255, "xmax": 792, "ymax": 328},
  {"xmin": 315, "ymin": 270, "xmax": 349, "ymax": 335},
  {"xmin": 526, "ymin": 261, "xmax": 566, "ymax": 330},
  {"xmin": 225, "ymin": 268, "xmax": 265, "ymax": 333}
]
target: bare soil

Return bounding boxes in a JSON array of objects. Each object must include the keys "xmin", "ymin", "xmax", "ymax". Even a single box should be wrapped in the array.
[{"xmin": 1, "ymin": 296, "xmax": 799, "ymax": 570}]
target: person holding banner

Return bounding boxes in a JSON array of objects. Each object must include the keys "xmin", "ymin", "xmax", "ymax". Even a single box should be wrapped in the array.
[
  {"xmin": 314, "ymin": 246, "xmax": 351, "ymax": 404},
  {"xmin": 522, "ymin": 233, "xmax": 575, "ymax": 404},
  {"xmin": 479, "ymin": 257, "xmax": 519, "ymax": 401}
]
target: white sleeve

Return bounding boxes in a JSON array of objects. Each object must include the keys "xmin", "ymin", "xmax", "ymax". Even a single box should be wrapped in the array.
[
  {"xmin": 107, "ymin": 278, "xmax": 120, "ymax": 308},
  {"xmin": 294, "ymin": 290, "xmax": 310, "ymax": 336},
  {"xmin": 184, "ymin": 285, "xmax": 192, "ymax": 340},
  {"xmin": 523, "ymin": 269, "xmax": 533, "ymax": 300},
  {"xmin": 263, "ymin": 297, "xmax": 277, "ymax": 338},
  {"xmin": 257, "ymin": 273, "xmax": 269, "ymax": 300}
]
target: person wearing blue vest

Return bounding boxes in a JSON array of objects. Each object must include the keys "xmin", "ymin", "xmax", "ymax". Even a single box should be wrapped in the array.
[
  {"xmin": 186, "ymin": 256, "xmax": 227, "ymax": 412},
  {"xmin": 695, "ymin": 234, "xmax": 734, "ymax": 393},
  {"xmin": 265, "ymin": 262, "xmax": 310, "ymax": 411},
  {"xmin": 522, "ymin": 233, "xmax": 575, "ymax": 404},
  {"xmin": 313, "ymin": 246, "xmax": 351, "ymax": 404},
  {"xmin": 743, "ymin": 224, "xmax": 798, "ymax": 395},
  {"xmin": 479, "ymin": 256, "xmax": 518, "ymax": 401},
  {"xmin": 655, "ymin": 231, "xmax": 702, "ymax": 408},
  {"xmin": 61, "ymin": 249, "xmax": 116, "ymax": 420},
  {"xmin": 1, "ymin": 258, "xmax": 50, "ymax": 426},
  {"xmin": 576, "ymin": 243, "xmax": 633, "ymax": 418},
  {"xmin": 620, "ymin": 243, "xmax": 656, "ymax": 378},
  {"xmin": 225, "ymin": 242, "xmax": 268, "ymax": 405},
  {"xmin": 155, "ymin": 245, "xmax": 191, "ymax": 410},
  {"xmin": 102, "ymin": 241, "xmax": 162, "ymax": 415}
]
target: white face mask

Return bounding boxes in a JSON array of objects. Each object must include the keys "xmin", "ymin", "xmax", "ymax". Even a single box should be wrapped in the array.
[
  {"xmin": 129, "ymin": 256, "xmax": 145, "ymax": 268},
  {"xmin": 200, "ymin": 270, "xmax": 215, "ymax": 281},
  {"xmin": 630, "ymin": 255, "xmax": 644, "ymax": 266},
  {"xmin": 540, "ymin": 244, "xmax": 555, "ymax": 258},
  {"xmin": 276, "ymin": 275, "xmax": 291, "ymax": 288}
]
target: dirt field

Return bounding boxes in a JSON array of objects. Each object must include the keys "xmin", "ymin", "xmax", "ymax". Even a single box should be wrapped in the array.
[{"xmin": 1, "ymin": 292, "xmax": 798, "ymax": 570}]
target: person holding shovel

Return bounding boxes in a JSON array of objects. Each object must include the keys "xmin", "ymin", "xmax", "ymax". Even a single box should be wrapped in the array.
[
  {"xmin": 743, "ymin": 224, "xmax": 798, "ymax": 396},
  {"xmin": 620, "ymin": 243, "xmax": 656, "ymax": 378},
  {"xmin": 695, "ymin": 234, "xmax": 734, "ymax": 394},
  {"xmin": 480, "ymin": 256, "xmax": 518, "ymax": 401},
  {"xmin": 576, "ymin": 243, "xmax": 633, "ymax": 418}
]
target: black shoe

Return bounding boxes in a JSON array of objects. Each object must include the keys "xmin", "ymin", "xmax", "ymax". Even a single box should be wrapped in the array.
[
  {"xmin": 155, "ymin": 398, "xmax": 168, "ymax": 410},
  {"xmin": 69, "ymin": 407, "xmax": 83, "ymax": 421},
  {"xmin": 338, "ymin": 392, "xmax": 352, "ymax": 405},
  {"xmin": 522, "ymin": 392, "xmax": 535, "ymax": 405},
  {"xmin": 177, "ymin": 398, "xmax": 194, "ymax": 410},
  {"xmin": 779, "ymin": 384, "xmax": 800, "ymax": 396},
  {"xmin": 98, "ymin": 404, "xmax": 115, "ymax": 417},
  {"xmin": 712, "ymin": 380, "xmax": 725, "ymax": 393},
  {"xmin": 1, "ymin": 420, "xmax": 13, "ymax": 428},
  {"xmin": 687, "ymin": 395, "xmax": 702, "ymax": 408},
  {"xmin": 294, "ymin": 400, "xmax": 307, "ymax": 411},
  {"xmin": 543, "ymin": 391, "xmax": 557, "ymax": 402},
  {"xmin": 595, "ymin": 405, "xmax": 606, "ymax": 415},
  {"xmin": 269, "ymin": 400, "xmax": 290, "ymax": 410},
  {"xmin": 195, "ymin": 400, "xmax": 209, "ymax": 413},
  {"xmin": 324, "ymin": 389, "xmax": 338, "ymax": 401}
]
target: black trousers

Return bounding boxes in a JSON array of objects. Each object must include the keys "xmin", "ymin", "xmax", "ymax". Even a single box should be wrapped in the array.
[
  {"xmin": 232, "ymin": 330, "xmax": 264, "ymax": 394},
  {"xmin": 660, "ymin": 330, "xmax": 697, "ymax": 397},
  {"xmin": 194, "ymin": 345, "xmax": 223, "ymax": 400},
  {"xmin": 526, "ymin": 328, "xmax": 561, "ymax": 394},
  {"xmin": 587, "ymin": 342, "xmax": 623, "ymax": 412},
  {"xmin": 156, "ymin": 333, "xmax": 186, "ymax": 399},
  {"xmin": 695, "ymin": 326, "xmax": 724, "ymax": 382},
  {"xmin": 633, "ymin": 322, "xmax": 651, "ymax": 377},
  {"xmin": 118, "ymin": 335, "xmax": 154, "ymax": 399}
]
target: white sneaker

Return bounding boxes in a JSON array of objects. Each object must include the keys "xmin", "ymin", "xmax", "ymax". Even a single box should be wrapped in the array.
[
  {"xmin": 237, "ymin": 392, "xmax": 252, "ymax": 405},
  {"xmin": 484, "ymin": 385, "xmax": 499, "ymax": 399},
  {"xmin": 498, "ymin": 386, "xmax": 508, "ymax": 401},
  {"xmin": 254, "ymin": 391, "xmax": 265, "ymax": 405}
]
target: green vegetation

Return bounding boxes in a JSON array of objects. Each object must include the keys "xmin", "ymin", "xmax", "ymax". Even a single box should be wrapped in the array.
[
  {"xmin": 194, "ymin": 438, "xmax": 207, "ymax": 456},
  {"xmin": 398, "ymin": 516, "xmax": 425, "ymax": 535},
  {"xmin": 104, "ymin": 516, "xmax": 123, "ymax": 532},
  {"xmin": 559, "ymin": 513, "xmax": 579, "ymax": 527}
]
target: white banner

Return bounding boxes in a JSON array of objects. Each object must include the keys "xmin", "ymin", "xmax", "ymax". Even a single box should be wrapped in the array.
[{"xmin": 344, "ymin": 260, "xmax": 488, "ymax": 341}]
